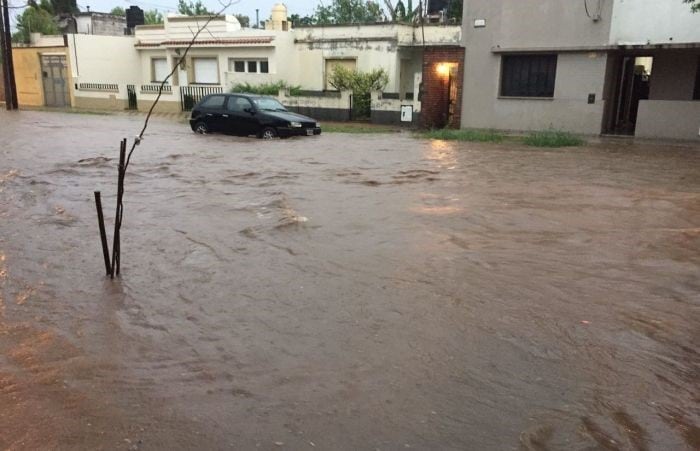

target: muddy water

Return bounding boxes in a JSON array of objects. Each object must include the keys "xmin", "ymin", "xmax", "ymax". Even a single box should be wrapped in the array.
[{"xmin": 0, "ymin": 110, "xmax": 698, "ymax": 450}]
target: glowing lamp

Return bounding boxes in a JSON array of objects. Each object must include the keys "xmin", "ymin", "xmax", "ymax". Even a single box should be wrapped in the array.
[{"xmin": 436, "ymin": 63, "xmax": 450, "ymax": 77}]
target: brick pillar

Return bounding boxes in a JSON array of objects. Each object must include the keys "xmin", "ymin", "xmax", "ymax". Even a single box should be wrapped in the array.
[{"xmin": 420, "ymin": 46, "xmax": 465, "ymax": 129}]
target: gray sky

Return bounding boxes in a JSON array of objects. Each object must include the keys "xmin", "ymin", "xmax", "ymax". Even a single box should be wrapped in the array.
[{"xmin": 9, "ymin": 0, "xmax": 320, "ymax": 26}]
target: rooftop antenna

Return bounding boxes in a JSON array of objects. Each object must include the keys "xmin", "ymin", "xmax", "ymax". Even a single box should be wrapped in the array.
[{"xmin": 255, "ymin": 8, "xmax": 259, "ymax": 28}]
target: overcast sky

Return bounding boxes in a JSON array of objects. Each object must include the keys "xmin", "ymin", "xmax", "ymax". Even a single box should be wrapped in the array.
[{"xmin": 9, "ymin": 0, "xmax": 321, "ymax": 26}]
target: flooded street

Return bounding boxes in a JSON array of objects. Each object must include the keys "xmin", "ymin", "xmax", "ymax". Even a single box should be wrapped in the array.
[{"xmin": 0, "ymin": 110, "xmax": 698, "ymax": 450}]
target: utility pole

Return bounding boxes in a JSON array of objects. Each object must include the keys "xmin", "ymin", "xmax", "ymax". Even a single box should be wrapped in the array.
[{"xmin": 0, "ymin": 0, "xmax": 18, "ymax": 110}]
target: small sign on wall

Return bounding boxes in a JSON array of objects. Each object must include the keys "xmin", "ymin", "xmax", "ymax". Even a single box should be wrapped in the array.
[{"xmin": 400, "ymin": 105, "xmax": 413, "ymax": 122}]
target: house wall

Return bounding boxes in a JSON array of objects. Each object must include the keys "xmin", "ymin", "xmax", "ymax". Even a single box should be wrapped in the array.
[
  {"xmin": 293, "ymin": 24, "xmax": 460, "ymax": 92},
  {"xmin": 460, "ymin": 0, "xmax": 613, "ymax": 134},
  {"xmin": 75, "ymin": 14, "xmax": 126, "ymax": 36},
  {"xmin": 610, "ymin": 0, "xmax": 700, "ymax": 45},
  {"xmin": 370, "ymin": 90, "xmax": 421, "ymax": 125},
  {"xmin": 464, "ymin": 0, "xmax": 613, "ymax": 50},
  {"xmin": 11, "ymin": 46, "xmax": 73, "ymax": 107},
  {"xmin": 293, "ymin": 37, "xmax": 402, "ymax": 92},
  {"xmin": 634, "ymin": 49, "xmax": 700, "ymax": 141},
  {"xmin": 648, "ymin": 50, "xmax": 700, "ymax": 101},
  {"xmin": 636, "ymin": 101, "xmax": 700, "ymax": 140},
  {"xmin": 68, "ymin": 34, "xmax": 140, "ymax": 110},
  {"xmin": 277, "ymin": 89, "xmax": 352, "ymax": 121}
]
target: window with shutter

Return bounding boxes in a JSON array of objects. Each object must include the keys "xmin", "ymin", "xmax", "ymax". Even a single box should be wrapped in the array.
[
  {"xmin": 152, "ymin": 58, "xmax": 169, "ymax": 83},
  {"xmin": 193, "ymin": 58, "xmax": 219, "ymax": 84}
]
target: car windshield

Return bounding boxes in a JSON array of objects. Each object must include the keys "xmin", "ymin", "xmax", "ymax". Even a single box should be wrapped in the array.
[{"xmin": 252, "ymin": 98, "xmax": 287, "ymax": 112}]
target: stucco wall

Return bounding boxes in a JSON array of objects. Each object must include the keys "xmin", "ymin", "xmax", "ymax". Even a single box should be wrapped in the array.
[
  {"xmin": 636, "ymin": 101, "xmax": 700, "ymax": 140},
  {"xmin": 68, "ymin": 34, "xmax": 140, "ymax": 103},
  {"xmin": 294, "ymin": 39, "xmax": 402, "ymax": 92},
  {"xmin": 649, "ymin": 50, "xmax": 700, "ymax": 101},
  {"xmin": 463, "ymin": 0, "xmax": 613, "ymax": 50},
  {"xmin": 461, "ymin": 5, "xmax": 609, "ymax": 133},
  {"xmin": 76, "ymin": 14, "xmax": 126, "ymax": 36},
  {"xmin": 610, "ymin": 0, "xmax": 700, "ymax": 45}
]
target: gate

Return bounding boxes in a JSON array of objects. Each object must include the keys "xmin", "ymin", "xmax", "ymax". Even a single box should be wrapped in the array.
[
  {"xmin": 349, "ymin": 92, "xmax": 370, "ymax": 121},
  {"xmin": 180, "ymin": 85, "xmax": 223, "ymax": 111},
  {"xmin": 446, "ymin": 65, "xmax": 458, "ymax": 126},
  {"xmin": 40, "ymin": 55, "xmax": 70, "ymax": 107},
  {"xmin": 126, "ymin": 84, "xmax": 137, "ymax": 110}
]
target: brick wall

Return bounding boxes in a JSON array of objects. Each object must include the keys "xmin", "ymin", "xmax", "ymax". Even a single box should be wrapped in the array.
[{"xmin": 420, "ymin": 46, "xmax": 465, "ymax": 129}]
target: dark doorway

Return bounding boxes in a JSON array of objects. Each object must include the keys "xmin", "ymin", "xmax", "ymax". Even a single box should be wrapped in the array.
[
  {"xmin": 609, "ymin": 56, "xmax": 653, "ymax": 135},
  {"xmin": 127, "ymin": 84, "xmax": 137, "ymax": 110}
]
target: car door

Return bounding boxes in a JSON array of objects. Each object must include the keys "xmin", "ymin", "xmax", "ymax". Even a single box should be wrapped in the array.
[
  {"xmin": 198, "ymin": 95, "xmax": 227, "ymax": 132},
  {"xmin": 224, "ymin": 96, "xmax": 258, "ymax": 136}
]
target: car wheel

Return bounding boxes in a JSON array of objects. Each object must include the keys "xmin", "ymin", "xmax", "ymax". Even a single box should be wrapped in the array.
[
  {"xmin": 194, "ymin": 122, "xmax": 208, "ymax": 134},
  {"xmin": 259, "ymin": 127, "xmax": 277, "ymax": 140}
]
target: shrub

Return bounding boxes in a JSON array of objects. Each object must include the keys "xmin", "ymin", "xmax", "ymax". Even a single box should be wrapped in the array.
[
  {"xmin": 231, "ymin": 81, "xmax": 302, "ymax": 96},
  {"xmin": 522, "ymin": 130, "xmax": 585, "ymax": 147},
  {"xmin": 327, "ymin": 66, "xmax": 388, "ymax": 119}
]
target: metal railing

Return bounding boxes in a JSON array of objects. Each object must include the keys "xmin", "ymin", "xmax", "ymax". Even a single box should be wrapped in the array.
[
  {"xmin": 180, "ymin": 85, "xmax": 224, "ymax": 111},
  {"xmin": 79, "ymin": 82, "xmax": 119, "ymax": 92},
  {"xmin": 141, "ymin": 84, "xmax": 172, "ymax": 94}
]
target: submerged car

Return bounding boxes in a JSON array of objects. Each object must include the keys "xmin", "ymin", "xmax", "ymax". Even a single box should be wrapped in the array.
[{"xmin": 189, "ymin": 93, "xmax": 322, "ymax": 139}]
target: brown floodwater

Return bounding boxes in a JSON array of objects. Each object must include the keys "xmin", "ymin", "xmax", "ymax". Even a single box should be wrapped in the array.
[{"xmin": 0, "ymin": 110, "xmax": 698, "ymax": 450}]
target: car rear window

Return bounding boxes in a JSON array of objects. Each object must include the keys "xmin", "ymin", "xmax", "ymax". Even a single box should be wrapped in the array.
[{"xmin": 200, "ymin": 95, "xmax": 226, "ymax": 108}]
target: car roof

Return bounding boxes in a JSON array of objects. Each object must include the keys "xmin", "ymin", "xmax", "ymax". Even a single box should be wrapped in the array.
[{"xmin": 203, "ymin": 93, "xmax": 267, "ymax": 99}]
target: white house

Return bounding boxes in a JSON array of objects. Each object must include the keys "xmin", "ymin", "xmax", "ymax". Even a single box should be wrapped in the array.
[{"xmin": 67, "ymin": 3, "xmax": 461, "ymax": 121}]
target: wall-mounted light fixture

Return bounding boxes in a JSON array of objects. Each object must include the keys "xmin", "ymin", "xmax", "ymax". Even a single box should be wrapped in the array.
[{"xmin": 436, "ymin": 63, "xmax": 451, "ymax": 77}]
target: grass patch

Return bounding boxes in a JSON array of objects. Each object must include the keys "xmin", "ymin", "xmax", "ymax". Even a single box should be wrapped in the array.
[
  {"xmin": 419, "ymin": 128, "xmax": 505, "ymax": 143},
  {"xmin": 522, "ymin": 130, "xmax": 585, "ymax": 147},
  {"xmin": 322, "ymin": 122, "xmax": 399, "ymax": 134}
]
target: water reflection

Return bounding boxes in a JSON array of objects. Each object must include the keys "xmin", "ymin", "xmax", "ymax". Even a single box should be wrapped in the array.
[{"xmin": 0, "ymin": 110, "xmax": 698, "ymax": 449}]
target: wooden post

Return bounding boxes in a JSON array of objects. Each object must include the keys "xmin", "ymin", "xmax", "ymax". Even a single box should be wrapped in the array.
[
  {"xmin": 94, "ymin": 191, "xmax": 111, "ymax": 276},
  {"xmin": 111, "ymin": 139, "xmax": 126, "ymax": 278}
]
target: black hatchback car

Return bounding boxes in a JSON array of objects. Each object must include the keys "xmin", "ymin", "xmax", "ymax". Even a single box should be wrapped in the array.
[{"xmin": 189, "ymin": 93, "xmax": 322, "ymax": 139}]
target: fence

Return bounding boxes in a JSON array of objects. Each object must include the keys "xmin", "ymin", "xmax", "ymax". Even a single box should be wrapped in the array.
[
  {"xmin": 78, "ymin": 82, "xmax": 119, "ymax": 92},
  {"xmin": 180, "ymin": 85, "xmax": 224, "ymax": 111},
  {"xmin": 141, "ymin": 84, "xmax": 172, "ymax": 94}
]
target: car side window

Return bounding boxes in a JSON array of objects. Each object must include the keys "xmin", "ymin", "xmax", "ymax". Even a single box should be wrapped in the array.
[
  {"xmin": 227, "ymin": 96, "xmax": 253, "ymax": 113},
  {"xmin": 200, "ymin": 95, "xmax": 225, "ymax": 109}
]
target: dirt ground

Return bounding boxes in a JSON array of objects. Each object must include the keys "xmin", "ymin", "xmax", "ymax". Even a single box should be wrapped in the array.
[{"xmin": 0, "ymin": 110, "xmax": 698, "ymax": 450}]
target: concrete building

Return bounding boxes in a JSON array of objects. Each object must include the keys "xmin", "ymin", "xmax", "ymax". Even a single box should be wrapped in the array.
[
  {"xmin": 58, "ymin": 12, "xmax": 127, "ymax": 36},
  {"xmin": 460, "ymin": 0, "xmax": 700, "ymax": 140}
]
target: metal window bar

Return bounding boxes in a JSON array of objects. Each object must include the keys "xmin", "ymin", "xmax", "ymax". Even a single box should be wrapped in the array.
[{"xmin": 501, "ymin": 55, "xmax": 557, "ymax": 97}]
